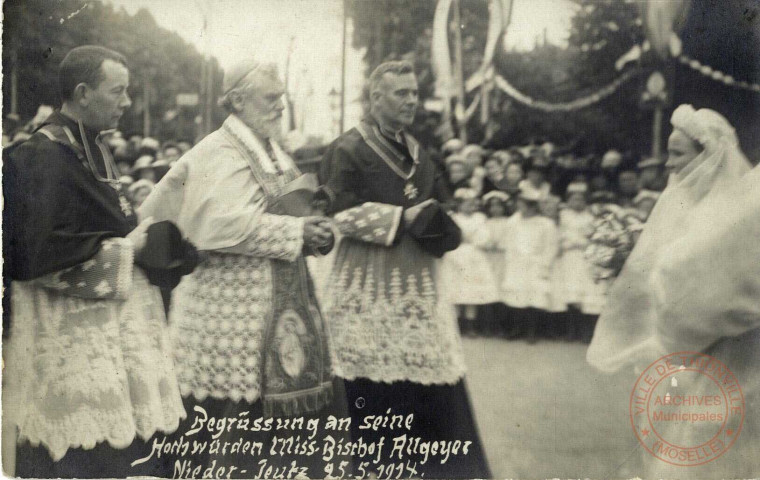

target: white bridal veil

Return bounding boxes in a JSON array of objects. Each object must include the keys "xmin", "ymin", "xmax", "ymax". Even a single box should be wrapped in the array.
[{"xmin": 587, "ymin": 104, "xmax": 753, "ymax": 373}]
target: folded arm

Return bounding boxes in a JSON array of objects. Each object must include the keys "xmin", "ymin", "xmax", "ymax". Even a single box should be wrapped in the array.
[{"xmin": 33, "ymin": 238, "xmax": 134, "ymax": 300}]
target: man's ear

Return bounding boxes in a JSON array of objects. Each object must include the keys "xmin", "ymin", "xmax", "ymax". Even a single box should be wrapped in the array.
[
  {"xmin": 229, "ymin": 90, "xmax": 245, "ymax": 113},
  {"xmin": 74, "ymin": 83, "xmax": 90, "ymax": 107}
]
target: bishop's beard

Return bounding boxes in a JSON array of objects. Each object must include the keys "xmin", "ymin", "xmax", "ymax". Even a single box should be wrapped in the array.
[{"xmin": 249, "ymin": 112, "xmax": 284, "ymax": 144}]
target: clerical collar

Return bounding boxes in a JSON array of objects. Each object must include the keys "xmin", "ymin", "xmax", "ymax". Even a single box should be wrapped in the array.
[
  {"xmin": 57, "ymin": 110, "xmax": 107, "ymax": 141},
  {"xmin": 369, "ymin": 114, "xmax": 405, "ymax": 145}
]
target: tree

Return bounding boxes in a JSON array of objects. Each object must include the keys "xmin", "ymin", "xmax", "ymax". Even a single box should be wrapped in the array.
[
  {"xmin": 346, "ymin": 0, "xmax": 648, "ymax": 152},
  {"xmin": 346, "ymin": 0, "xmax": 488, "ymax": 147},
  {"xmin": 2, "ymin": 0, "xmax": 223, "ymax": 141}
]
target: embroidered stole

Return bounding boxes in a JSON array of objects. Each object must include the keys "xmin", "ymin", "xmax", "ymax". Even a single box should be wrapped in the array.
[
  {"xmin": 37, "ymin": 123, "xmax": 135, "ymax": 220},
  {"xmin": 221, "ymin": 120, "xmax": 332, "ymax": 416},
  {"xmin": 356, "ymin": 119, "xmax": 422, "ymax": 199}
]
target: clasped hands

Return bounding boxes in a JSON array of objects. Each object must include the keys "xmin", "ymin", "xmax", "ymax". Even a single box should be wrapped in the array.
[{"xmin": 303, "ymin": 216, "xmax": 334, "ymax": 249}]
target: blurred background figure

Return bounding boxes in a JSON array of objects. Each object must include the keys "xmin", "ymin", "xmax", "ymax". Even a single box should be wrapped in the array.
[{"xmin": 442, "ymin": 188, "xmax": 500, "ymax": 336}]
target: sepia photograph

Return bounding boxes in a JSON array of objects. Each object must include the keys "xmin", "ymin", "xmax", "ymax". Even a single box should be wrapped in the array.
[{"xmin": 1, "ymin": 0, "xmax": 759, "ymax": 478}]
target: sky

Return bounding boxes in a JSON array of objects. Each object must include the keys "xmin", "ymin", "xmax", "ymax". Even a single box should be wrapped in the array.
[{"xmin": 107, "ymin": 0, "xmax": 576, "ymax": 140}]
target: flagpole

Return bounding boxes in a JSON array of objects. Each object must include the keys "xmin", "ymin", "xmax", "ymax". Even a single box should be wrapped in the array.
[
  {"xmin": 452, "ymin": 0, "xmax": 467, "ymax": 143},
  {"xmin": 340, "ymin": 0, "xmax": 348, "ymax": 134}
]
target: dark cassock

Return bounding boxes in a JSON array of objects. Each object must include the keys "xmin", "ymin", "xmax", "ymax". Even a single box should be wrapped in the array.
[
  {"xmin": 318, "ymin": 115, "xmax": 492, "ymax": 479},
  {"xmin": 2, "ymin": 111, "xmax": 189, "ymax": 478}
]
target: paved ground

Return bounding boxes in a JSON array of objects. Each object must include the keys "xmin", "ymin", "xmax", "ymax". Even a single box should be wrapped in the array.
[{"xmin": 462, "ymin": 336, "xmax": 644, "ymax": 479}]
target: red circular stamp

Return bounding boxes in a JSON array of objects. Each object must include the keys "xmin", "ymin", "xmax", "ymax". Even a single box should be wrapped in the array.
[{"xmin": 630, "ymin": 351, "xmax": 745, "ymax": 467}]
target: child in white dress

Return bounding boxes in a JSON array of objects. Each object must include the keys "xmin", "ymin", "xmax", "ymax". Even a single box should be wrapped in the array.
[
  {"xmin": 481, "ymin": 191, "xmax": 512, "ymax": 336},
  {"xmin": 442, "ymin": 188, "xmax": 500, "ymax": 335},
  {"xmin": 558, "ymin": 182, "xmax": 605, "ymax": 340},
  {"xmin": 501, "ymin": 183, "xmax": 559, "ymax": 343},
  {"xmin": 541, "ymin": 194, "xmax": 569, "ymax": 339}
]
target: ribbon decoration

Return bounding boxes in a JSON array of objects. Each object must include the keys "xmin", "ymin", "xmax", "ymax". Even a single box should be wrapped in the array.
[
  {"xmin": 677, "ymin": 54, "xmax": 760, "ymax": 93},
  {"xmin": 492, "ymin": 69, "xmax": 640, "ymax": 113}
]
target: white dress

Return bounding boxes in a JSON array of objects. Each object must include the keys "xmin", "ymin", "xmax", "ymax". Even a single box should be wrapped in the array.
[
  {"xmin": 440, "ymin": 212, "xmax": 500, "ymax": 305},
  {"xmin": 482, "ymin": 216, "xmax": 511, "ymax": 299},
  {"xmin": 500, "ymin": 212, "xmax": 559, "ymax": 310},
  {"xmin": 557, "ymin": 208, "xmax": 606, "ymax": 314}
]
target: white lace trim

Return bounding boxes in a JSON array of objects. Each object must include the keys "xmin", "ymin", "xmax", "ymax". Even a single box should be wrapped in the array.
[
  {"xmin": 324, "ymin": 263, "xmax": 466, "ymax": 385},
  {"xmin": 4, "ymin": 269, "xmax": 186, "ymax": 461},
  {"xmin": 170, "ymin": 253, "xmax": 270, "ymax": 403}
]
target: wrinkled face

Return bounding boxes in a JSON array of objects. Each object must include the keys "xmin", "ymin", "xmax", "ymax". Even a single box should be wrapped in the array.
[
  {"xmin": 81, "ymin": 59, "xmax": 132, "ymax": 131},
  {"xmin": 666, "ymin": 128, "xmax": 702, "ymax": 174},
  {"xmin": 484, "ymin": 158, "xmax": 504, "ymax": 180},
  {"xmin": 566, "ymin": 192, "xmax": 586, "ymax": 212},
  {"xmin": 372, "ymin": 72, "xmax": 418, "ymax": 129},
  {"xmin": 618, "ymin": 171, "xmax": 639, "ymax": 196},
  {"xmin": 448, "ymin": 162, "xmax": 468, "ymax": 184},
  {"xmin": 505, "ymin": 163, "xmax": 523, "ymax": 185},
  {"xmin": 234, "ymin": 69, "xmax": 286, "ymax": 141}
]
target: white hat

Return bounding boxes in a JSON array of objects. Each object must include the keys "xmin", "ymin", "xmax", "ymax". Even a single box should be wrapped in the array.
[
  {"xmin": 128, "ymin": 178, "xmax": 155, "ymax": 195},
  {"xmin": 445, "ymin": 153, "xmax": 468, "ymax": 167},
  {"xmin": 118, "ymin": 175, "xmax": 134, "ymax": 186},
  {"xmin": 140, "ymin": 137, "xmax": 160, "ymax": 152},
  {"xmin": 670, "ymin": 104, "xmax": 739, "ymax": 151},
  {"xmin": 633, "ymin": 189, "xmax": 661, "ymax": 205},
  {"xmin": 566, "ymin": 182, "xmax": 588, "ymax": 195},
  {"xmin": 133, "ymin": 155, "xmax": 155, "ymax": 171},
  {"xmin": 637, "ymin": 157, "xmax": 663, "ymax": 169},
  {"xmin": 442, "ymin": 138, "xmax": 464, "ymax": 154},
  {"xmin": 601, "ymin": 150, "xmax": 622, "ymax": 169},
  {"xmin": 462, "ymin": 144, "xmax": 486, "ymax": 167},
  {"xmin": 518, "ymin": 181, "xmax": 543, "ymax": 202},
  {"xmin": 454, "ymin": 188, "xmax": 479, "ymax": 200},
  {"xmin": 482, "ymin": 190, "xmax": 510, "ymax": 203}
]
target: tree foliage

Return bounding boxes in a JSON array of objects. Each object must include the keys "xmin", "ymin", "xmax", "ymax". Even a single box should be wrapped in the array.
[
  {"xmin": 2, "ymin": 0, "xmax": 223, "ymax": 140},
  {"xmin": 346, "ymin": 0, "xmax": 758, "ymax": 161}
]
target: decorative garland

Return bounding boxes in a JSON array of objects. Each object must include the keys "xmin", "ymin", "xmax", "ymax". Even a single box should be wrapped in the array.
[
  {"xmin": 492, "ymin": 69, "xmax": 639, "ymax": 112},
  {"xmin": 676, "ymin": 54, "xmax": 760, "ymax": 92}
]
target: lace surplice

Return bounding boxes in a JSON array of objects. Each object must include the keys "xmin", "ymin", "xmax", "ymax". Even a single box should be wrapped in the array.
[{"xmin": 4, "ymin": 239, "xmax": 185, "ymax": 461}]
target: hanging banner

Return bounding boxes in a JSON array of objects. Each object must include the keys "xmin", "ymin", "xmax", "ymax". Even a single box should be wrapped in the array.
[
  {"xmin": 431, "ymin": 0, "xmax": 456, "ymax": 105},
  {"xmin": 637, "ymin": 0, "xmax": 692, "ymax": 59}
]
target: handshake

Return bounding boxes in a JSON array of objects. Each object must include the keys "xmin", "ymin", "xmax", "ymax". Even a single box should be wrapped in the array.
[{"xmin": 302, "ymin": 216, "xmax": 335, "ymax": 250}]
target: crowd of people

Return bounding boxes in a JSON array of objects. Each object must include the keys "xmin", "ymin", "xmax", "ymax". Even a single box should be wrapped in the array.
[
  {"xmin": 3, "ymin": 42, "xmax": 758, "ymax": 480},
  {"xmin": 3, "ymin": 112, "xmax": 192, "ymax": 210},
  {"xmin": 434, "ymin": 139, "xmax": 665, "ymax": 343}
]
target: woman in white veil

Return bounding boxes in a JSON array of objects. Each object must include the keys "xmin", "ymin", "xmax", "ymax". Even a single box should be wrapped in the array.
[
  {"xmin": 586, "ymin": 105, "xmax": 757, "ymax": 477},
  {"xmin": 586, "ymin": 104, "xmax": 751, "ymax": 373}
]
